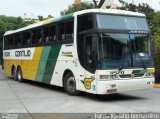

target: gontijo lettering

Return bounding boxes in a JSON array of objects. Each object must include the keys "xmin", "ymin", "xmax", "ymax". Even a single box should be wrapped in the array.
[{"xmin": 15, "ymin": 50, "xmax": 31, "ymax": 57}]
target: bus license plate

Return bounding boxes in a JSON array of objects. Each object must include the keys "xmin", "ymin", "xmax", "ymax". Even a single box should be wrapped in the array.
[{"xmin": 107, "ymin": 89, "xmax": 117, "ymax": 94}]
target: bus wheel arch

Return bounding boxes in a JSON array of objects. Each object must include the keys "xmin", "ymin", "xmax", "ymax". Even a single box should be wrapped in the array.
[
  {"xmin": 16, "ymin": 66, "xmax": 23, "ymax": 82},
  {"xmin": 11, "ymin": 65, "xmax": 16, "ymax": 80},
  {"xmin": 63, "ymin": 69, "xmax": 79, "ymax": 96}
]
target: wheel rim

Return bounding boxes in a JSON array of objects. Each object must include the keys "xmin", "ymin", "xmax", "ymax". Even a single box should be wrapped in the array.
[
  {"xmin": 17, "ymin": 69, "xmax": 22, "ymax": 81},
  {"xmin": 12, "ymin": 69, "xmax": 16, "ymax": 80},
  {"xmin": 67, "ymin": 77, "xmax": 76, "ymax": 93}
]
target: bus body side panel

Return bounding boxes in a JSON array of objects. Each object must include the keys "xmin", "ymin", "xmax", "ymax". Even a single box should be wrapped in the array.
[
  {"xmin": 47, "ymin": 44, "xmax": 74, "ymax": 86},
  {"xmin": 3, "ymin": 47, "xmax": 42, "ymax": 80},
  {"xmin": 49, "ymin": 43, "xmax": 93, "ymax": 93},
  {"xmin": 26, "ymin": 47, "xmax": 42, "ymax": 80},
  {"xmin": 49, "ymin": 44, "xmax": 71, "ymax": 86},
  {"xmin": 35, "ymin": 46, "xmax": 51, "ymax": 82},
  {"xmin": 43, "ymin": 42, "xmax": 98, "ymax": 94},
  {"xmin": 3, "ymin": 59, "xmax": 20, "ymax": 76},
  {"xmin": 35, "ymin": 44, "xmax": 62, "ymax": 84}
]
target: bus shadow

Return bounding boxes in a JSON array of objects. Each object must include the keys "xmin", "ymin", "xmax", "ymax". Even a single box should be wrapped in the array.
[
  {"xmin": 19, "ymin": 79, "xmax": 147, "ymax": 102},
  {"xmin": 81, "ymin": 92, "xmax": 147, "ymax": 102},
  {"xmin": 22, "ymin": 79, "xmax": 65, "ymax": 94}
]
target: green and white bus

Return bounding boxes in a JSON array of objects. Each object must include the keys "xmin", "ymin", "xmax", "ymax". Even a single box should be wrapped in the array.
[{"xmin": 3, "ymin": 9, "xmax": 155, "ymax": 95}]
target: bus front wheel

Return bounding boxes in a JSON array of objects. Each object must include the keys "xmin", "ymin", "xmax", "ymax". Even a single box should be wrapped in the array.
[{"xmin": 64, "ymin": 73, "xmax": 79, "ymax": 96}]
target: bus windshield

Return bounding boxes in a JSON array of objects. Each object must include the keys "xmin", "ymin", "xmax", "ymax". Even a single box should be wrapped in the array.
[
  {"xmin": 96, "ymin": 14, "xmax": 149, "ymax": 31},
  {"xmin": 77, "ymin": 13, "xmax": 153, "ymax": 72},
  {"xmin": 97, "ymin": 33, "xmax": 153, "ymax": 69}
]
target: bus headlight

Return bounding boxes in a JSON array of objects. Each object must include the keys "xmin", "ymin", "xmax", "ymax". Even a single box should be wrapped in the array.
[{"xmin": 145, "ymin": 73, "xmax": 154, "ymax": 78}]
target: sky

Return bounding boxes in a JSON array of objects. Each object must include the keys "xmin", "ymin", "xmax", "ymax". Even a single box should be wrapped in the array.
[{"xmin": 0, "ymin": 0, "xmax": 160, "ymax": 18}]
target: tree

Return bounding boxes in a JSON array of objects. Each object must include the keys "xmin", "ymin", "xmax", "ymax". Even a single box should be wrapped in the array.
[
  {"xmin": 61, "ymin": 2, "xmax": 94, "ymax": 15},
  {"xmin": 0, "ymin": 19, "xmax": 6, "ymax": 55},
  {"xmin": 153, "ymin": 27, "xmax": 160, "ymax": 80},
  {"xmin": 47, "ymin": 15, "xmax": 54, "ymax": 19},
  {"xmin": 118, "ymin": 2, "xmax": 154, "ymax": 32},
  {"xmin": 152, "ymin": 12, "xmax": 160, "ymax": 79},
  {"xmin": 151, "ymin": 12, "xmax": 160, "ymax": 34},
  {"xmin": 38, "ymin": 16, "xmax": 44, "ymax": 21}
]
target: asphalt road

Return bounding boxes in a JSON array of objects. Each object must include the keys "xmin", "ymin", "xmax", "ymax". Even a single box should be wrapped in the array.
[{"xmin": 0, "ymin": 68, "xmax": 160, "ymax": 118}]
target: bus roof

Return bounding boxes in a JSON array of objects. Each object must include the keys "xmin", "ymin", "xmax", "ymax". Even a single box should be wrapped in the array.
[
  {"xmin": 4, "ymin": 9, "xmax": 146, "ymax": 36},
  {"xmin": 74, "ymin": 9, "xmax": 145, "ymax": 17}
]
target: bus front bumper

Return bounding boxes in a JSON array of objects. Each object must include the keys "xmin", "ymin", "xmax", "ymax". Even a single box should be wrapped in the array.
[{"xmin": 96, "ymin": 78, "xmax": 154, "ymax": 95}]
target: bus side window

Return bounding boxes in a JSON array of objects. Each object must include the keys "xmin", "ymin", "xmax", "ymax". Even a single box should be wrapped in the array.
[
  {"xmin": 21, "ymin": 32, "xmax": 26, "ymax": 46},
  {"xmin": 17, "ymin": 34, "xmax": 22, "ymax": 47},
  {"xmin": 8, "ymin": 36, "xmax": 13, "ymax": 48},
  {"xmin": 48, "ymin": 27, "xmax": 53, "ymax": 42},
  {"xmin": 57, "ymin": 22, "xmax": 65, "ymax": 41},
  {"xmin": 14, "ymin": 35, "xmax": 17, "ymax": 47},
  {"xmin": 25, "ymin": 32, "xmax": 31, "ymax": 45},
  {"xmin": 66, "ymin": 21, "xmax": 73, "ymax": 41},
  {"xmin": 37, "ymin": 29, "xmax": 43, "ymax": 43},
  {"xmin": 78, "ymin": 14, "xmax": 93, "ymax": 32},
  {"xmin": 31, "ymin": 30, "xmax": 37, "ymax": 44},
  {"xmin": 4, "ymin": 36, "xmax": 8, "ymax": 49},
  {"xmin": 44, "ymin": 27, "xmax": 50, "ymax": 43},
  {"xmin": 50, "ymin": 25, "xmax": 56, "ymax": 42}
]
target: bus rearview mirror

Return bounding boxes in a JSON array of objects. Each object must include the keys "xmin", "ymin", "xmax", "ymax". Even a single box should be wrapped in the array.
[{"xmin": 130, "ymin": 34, "xmax": 136, "ymax": 40}]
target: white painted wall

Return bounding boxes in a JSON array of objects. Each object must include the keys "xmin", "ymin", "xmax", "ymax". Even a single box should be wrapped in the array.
[{"xmin": 101, "ymin": 0, "xmax": 118, "ymax": 9}]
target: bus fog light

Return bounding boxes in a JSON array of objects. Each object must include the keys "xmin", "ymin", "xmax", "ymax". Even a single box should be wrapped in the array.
[
  {"xmin": 107, "ymin": 85, "xmax": 112, "ymax": 89},
  {"xmin": 107, "ymin": 84, "xmax": 116, "ymax": 89},
  {"xmin": 147, "ymin": 81, "xmax": 154, "ymax": 85}
]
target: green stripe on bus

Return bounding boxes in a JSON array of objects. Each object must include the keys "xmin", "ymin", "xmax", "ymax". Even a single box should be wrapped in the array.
[
  {"xmin": 35, "ymin": 46, "xmax": 51, "ymax": 82},
  {"xmin": 132, "ymin": 69, "xmax": 146, "ymax": 74},
  {"xmin": 41, "ymin": 44, "xmax": 62, "ymax": 84},
  {"xmin": 52, "ymin": 13, "xmax": 74, "ymax": 23}
]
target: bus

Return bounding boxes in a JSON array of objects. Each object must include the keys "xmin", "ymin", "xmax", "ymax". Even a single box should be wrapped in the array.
[{"xmin": 3, "ymin": 9, "xmax": 155, "ymax": 95}]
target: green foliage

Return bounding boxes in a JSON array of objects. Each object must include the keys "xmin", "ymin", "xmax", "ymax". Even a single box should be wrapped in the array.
[
  {"xmin": 61, "ymin": 2, "xmax": 94, "ymax": 16},
  {"xmin": 38, "ymin": 15, "xmax": 54, "ymax": 21},
  {"xmin": 151, "ymin": 12, "xmax": 160, "ymax": 34},
  {"xmin": 47, "ymin": 15, "xmax": 54, "ymax": 19},
  {"xmin": 153, "ymin": 15, "xmax": 160, "ymax": 81},
  {"xmin": 153, "ymin": 29, "xmax": 160, "ymax": 81},
  {"xmin": 38, "ymin": 16, "xmax": 44, "ymax": 21},
  {"xmin": 119, "ymin": 3, "xmax": 154, "ymax": 28}
]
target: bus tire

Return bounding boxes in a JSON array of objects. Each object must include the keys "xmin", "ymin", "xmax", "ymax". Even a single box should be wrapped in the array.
[
  {"xmin": 64, "ymin": 73, "xmax": 79, "ymax": 96},
  {"xmin": 17, "ymin": 67, "xmax": 23, "ymax": 82},
  {"xmin": 11, "ymin": 66, "xmax": 17, "ymax": 81}
]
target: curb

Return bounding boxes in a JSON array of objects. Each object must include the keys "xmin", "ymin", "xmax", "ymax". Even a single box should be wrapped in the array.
[{"xmin": 154, "ymin": 84, "xmax": 160, "ymax": 88}]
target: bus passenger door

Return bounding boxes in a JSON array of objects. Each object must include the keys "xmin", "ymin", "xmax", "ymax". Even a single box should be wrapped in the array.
[
  {"xmin": 84, "ymin": 35, "xmax": 97, "ymax": 73},
  {"xmin": 77, "ymin": 34, "xmax": 97, "ymax": 92}
]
